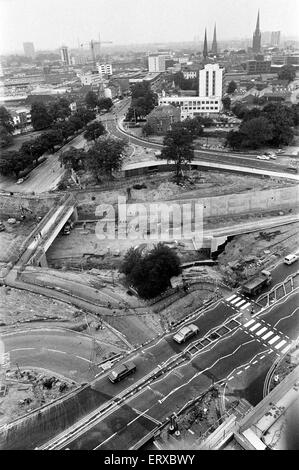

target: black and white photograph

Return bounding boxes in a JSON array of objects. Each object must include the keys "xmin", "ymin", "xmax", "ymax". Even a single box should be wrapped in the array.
[{"xmin": 0, "ymin": 0, "xmax": 298, "ymax": 455}]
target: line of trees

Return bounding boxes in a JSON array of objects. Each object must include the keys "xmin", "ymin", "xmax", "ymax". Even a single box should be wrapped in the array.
[
  {"xmin": 0, "ymin": 106, "xmax": 15, "ymax": 148},
  {"xmin": 59, "ymin": 135, "xmax": 127, "ymax": 184},
  {"xmin": 226, "ymin": 102, "xmax": 299, "ymax": 150},
  {"xmin": 84, "ymin": 91, "xmax": 113, "ymax": 112},
  {"xmin": 0, "ymin": 104, "xmax": 97, "ymax": 179}
]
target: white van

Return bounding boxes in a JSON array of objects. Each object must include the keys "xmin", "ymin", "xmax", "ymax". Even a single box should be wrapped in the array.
[{"xmin": 284, "ymin": 254, "xmax": 298, "ymax": 265}]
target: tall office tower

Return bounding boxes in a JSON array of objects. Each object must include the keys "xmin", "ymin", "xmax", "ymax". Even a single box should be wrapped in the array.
[
  {"xmin": 148, "ymin": 55, "xmax": 166, "ymax": 72},
  {"xmin": 198, "ymin": 63, "xmax": 223, "ymax": 98},
  {"xmin": 23, "ymin": 42, "xmax": 35, "ymax": 59},
  {"xmin": 203, "ymin": 28, "xmax": 208, "ymax": 59},
  {"xmin": 271, "ymin": 31, "xmax": 281, "ymax": 47},
  {"xmin": 60, "ymin": 46, "xmax": 71, "ymax": 65},
  {"xmin": 211, "ymin": 24, "xmax": 218, "ymax": 55},
  {"xmin": 252, "ymin": 10, "xmax": 261, "ymax": 53}
]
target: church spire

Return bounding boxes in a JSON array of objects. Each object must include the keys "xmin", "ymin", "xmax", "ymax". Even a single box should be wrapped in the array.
[
  {"xmin": 255, "ymin": 9, "xmax": 260, "ymax": 33},
  {"xmin": 212, "ymin": 23, "xmax": 217, "ymax": 55},
  {"xmin": 203, "ymin": 28, "xmax": 208, "ymax": 59}
]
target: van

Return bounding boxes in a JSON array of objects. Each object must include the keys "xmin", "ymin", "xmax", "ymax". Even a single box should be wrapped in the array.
[{"xmin": 284, "ymin": 254, "xmax": 298, "ymax": 265}]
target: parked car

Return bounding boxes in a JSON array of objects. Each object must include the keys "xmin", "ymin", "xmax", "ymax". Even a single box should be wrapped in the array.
[
  {"xmin": 173, "ymin": 324, "xmax": 199, "ymax": 344},
  {"xmin": 284, "ymin": 254, "xmax": 298, "ymax": 265},
  {"xmin": 108, "ymin": 361, "xmax": 136, "ymax": 383},
  {"xmin": 16, "ymin": 178, "xmax": 24, "ymax": 184}
]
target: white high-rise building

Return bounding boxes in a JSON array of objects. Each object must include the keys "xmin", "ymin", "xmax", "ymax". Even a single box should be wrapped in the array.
[
  {"xmin": 148, "ymin": 55, "xmax": 166, "ymax": 73},
  {"xmin": 97, "ymin": 63, "xmax": 113, "ymax": 76},
  {"xmin": 23, "ymin": 42, "xmax": 35, "ymax": 59},
  {"xmin": 60, "ymin": 46, "xmax": 71, "ymax": 66},
  {"xmin": 199, "ymin": 63, "xmax": 223, "ymax": 98}
]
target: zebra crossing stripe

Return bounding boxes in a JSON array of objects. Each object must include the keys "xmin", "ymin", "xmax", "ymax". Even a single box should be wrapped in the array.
[
  {"xmin": 235, "ymin": 299, "xmax": 247, "ymax": 307},
  {"xmin": 226, "ymin": 294, "xmax": 237, "ymax": 301},
  {"xmin": 262, "ymin": 331, "xmax": 274, "ymax": 340},
  {"xmin": 240, "ymin": 302, "xmax": 251, "ymax": 310},
  {"xmin": 268, "ymin": 335, "xmax": 280, "ymax": 345},
  {"xmin": 275, "ymin": 339, "xmax": 287, "ymax": 350},
  {"xmin": 244, "ymin": 319, "xmax": 255, "ymax": 327},
  {"xmin": 250, "ymin": 323, "xmax": 261, "ymax": 332},
  {"xmin": 231, "ymin": 297, "xmax": 242, "ymax": 305},
  {"xmin": 256, "ymin": 327, "xmax": 267, "ymax": 336}
]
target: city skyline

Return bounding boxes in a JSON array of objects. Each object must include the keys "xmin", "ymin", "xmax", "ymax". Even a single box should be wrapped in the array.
[{"xmin": 0, "ymin": 0, "xmax": 298, "ymax": 54}]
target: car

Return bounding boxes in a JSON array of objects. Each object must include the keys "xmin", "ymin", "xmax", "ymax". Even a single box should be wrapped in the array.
[
  {"xmin": 256, "ymin": 155, "xmax": 270, "ymax": 160},
  {"xmin": 16, "ymin": 178, "xmax": 24, "ymax": 184},
  {"xmin": 108, "ymin": 361, "xmax": 136, "ymax": 383},
  {"xmin": 173, "ymin": 324, "xmax": 199, "ymax": 344},
  {"xmin": 269, "ymin": 154, "xmax": 277, "ymax": 160},
  {"xmin": 284, "ymin": 254, "xmax": 298, "ymax": 265}
]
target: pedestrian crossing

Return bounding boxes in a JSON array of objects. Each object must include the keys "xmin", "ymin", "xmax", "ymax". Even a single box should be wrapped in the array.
[
  {"xmin": 225, "ymin": 293, "xmax": 252, "ymax": 312},
  {"xmin": 242, "ymin": 317, "xmax": 292, "ymax": 355}
]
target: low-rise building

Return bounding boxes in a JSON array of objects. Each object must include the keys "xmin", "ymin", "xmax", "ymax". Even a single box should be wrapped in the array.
[
  {"xmin": 159, "ymin": 95, "xmax": 222, "ymax": 119},
  {"xmin": 146, "ymin": 104, "xmax": 181, "ymax": 135}
]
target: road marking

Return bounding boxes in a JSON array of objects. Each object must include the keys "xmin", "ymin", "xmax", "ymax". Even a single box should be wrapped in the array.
[
  {"xmin": 281, "ymin": 345, "xmax": 292, "ymax": 354},
  {"xmin": 231, "ymin": 297, "xmax": 242, "ymax": 305},
  {"xmin": 235, "ymin": 299, "xmax": 247, "ymax": 307},
  {"xmin": 126, "ymin": 408, "xmax": 150, "ymax": 427},
  {"xmin": 256, "ymin": 327, "xmax": 267, "ymax": 336},
  {"xmin": 244, "ymin": 319, "xmax": 255, "ymax": 327},
  {"xmin": 93, "ymin": 432, "xmax": 117, "ymax": 449},
  {"xmin": 275, "ymin": 340, "xmax": 287, "ymax": 350},
  {"xmin": 188, "ymin": 429, "xmax": 195, "ymax": 435},
  {"xmin": 245, "ymin": 365, "xmax": 250, "ymax": 370},
  {"xmin": 46, "ymin": 349, "xmax": 67, "ymax": 354},
  {"xmin": 237, "ymin": 371, "xmax": 243, "ymax": 375},
  {"xmin": 250, "ymin": 323, "xmax": 261, "ymax": 332},
  {"xmin": 228, "ymin": 377, "xmax": 234, "ymax": 381},
  {"xmin": 227, "ymin": 294, "xmax": 239, "ymax": 302},
  {"xmin": 262, "ymin": 331, "xmax": 274, "ymax": 340},
  {"xmin": 240, "ymin": 302, "xmax": 251, "ymax": 310},
  {"xmin": 252, "ymin": 360, "xmax": 258, "ymax": 364},
  {"xmin": 260, "ymin": 355, "xmax": 265, "ymax": 360},
  {"xmin": 268, "ymin": 335, "xmax": 280, "ymax": 345}
]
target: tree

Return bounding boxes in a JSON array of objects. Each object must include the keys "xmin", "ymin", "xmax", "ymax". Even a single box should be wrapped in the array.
[
  {"xmin": 84, "ymin": 121, "xmax": 106, "ymax": 142},
  {"xmin": 227, "ymin": 80, "xmax": 237, "ymax": 94},
  {"xmin": 231, "ymin": 102, "xmax": 248, "ymax": 119},
  {"xmin": 180, "ymin": 118, "xmax": 204, "ymax": 138},
  {"xmin": 76, "ymin": 108, "xmax": 96, "ymax": 125},
  {"xmin": 48, "ymin": 97, "xmax": 71, "ymax": 122},
  {"xmin": 130, "ymin": 81, "xmax": 158, "ymax": 119},
  {"xmin": 0, "ymin": 106, "xmax": 14, "ymax": 134},
  {"xmin": 158, "ymin": 125, "xmax": 194, "ymax": 180},
  {"xmin": 222, "ymin": 96, "xmax": 231, "ymax": 111},
  {"xmin": 277, "ymin": 65, "xmax": 296, "ymax": 83},
  {"xmin": 225, "ymin": 130, "xmax": 244, "ymax": 150},
  {"xmin": 0, "ymin": 126, "xmax": 13, "ymax": 148},
  {"xmin": 120, "ymin": 243, "xmax": 182, "ymax": 299},
  {"xmin": 239, "ymin": 117, "xmax": 273, "ymax": 149},
  {"xmin": 242, "ymin": 107, "xmax": 262, "ymax": 122},
  {"xmin": 142, "ymin": 123, "xmax": 154, "ymax": 136},
  {"xmin": 31, "ymin": 102, "xmax": 53, "ymax": 130},
  {"xmin": 38, "ymin": 130, "xmax": 64, "ymax": 152},
  {"xmin": 98, "ymin": 98, "xmax": 113, "ymax": 111},
  {"xmin": 85, "ymin": 91, "xmax": 98, "ymax": 110},
  {"xmin": 68, "ymin": 114, "xmax": 84, "ymax": 131},
  {"xmin": 85, "ymin": 136, "xmax": 126, "ymax": 181},
  {"xmin": 262, "ymin": 103, "xmax": 294, "ymax": 146},
  {"xmin": 59, "ymin": 147, "xmax": 85, "ymax": 171},
  {"xmin": 0, "ymin": 150, "xmax": 32, "ymax": 178},
  {"xmin": 20, "ymin": 139, "xmax": 46, "ymax": 165}
]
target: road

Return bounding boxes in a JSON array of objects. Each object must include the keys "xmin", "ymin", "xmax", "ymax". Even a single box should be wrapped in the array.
[
  {"xmin": 35, "ymin": 271, "xmax": 298, "ymax": 450},
  {"xmin": 2, "ymin": 328, "xmax": 97, "ymax": 383},
  {"xmin": 0, "ymin": 132, "xmax": 87, "ymax": 194}
]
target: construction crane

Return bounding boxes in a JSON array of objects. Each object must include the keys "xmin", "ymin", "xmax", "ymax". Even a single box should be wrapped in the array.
[{"xmin": 80, "ymin": 35, "xmax": 113, "ymax": 68}]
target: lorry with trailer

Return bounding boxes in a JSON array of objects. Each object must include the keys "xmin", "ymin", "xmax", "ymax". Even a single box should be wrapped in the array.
[{"xmin": 241, "ymin": 270, "xmax": 272, "ymax": 296}]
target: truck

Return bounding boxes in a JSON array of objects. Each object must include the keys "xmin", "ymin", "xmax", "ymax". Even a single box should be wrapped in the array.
[{"xmin": 241, "ymin": 270, "xmax": 272, "ymax": 296}]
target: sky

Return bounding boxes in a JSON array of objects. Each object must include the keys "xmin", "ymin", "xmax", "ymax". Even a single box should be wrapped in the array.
[{"xmin": 0, "ymin": 0, "xmax": 298, "ymax": 54}]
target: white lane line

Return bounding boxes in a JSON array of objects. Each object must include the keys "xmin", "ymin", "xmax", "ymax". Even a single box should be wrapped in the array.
[
  {"xmin": 235, "ymin": 299, "xmax": 247, "ymax": 307},
  {"xmin": 75, "ymin": 355, "xmax": 92, "ymax": 363},
  {"xmin": 268, "ymin": 335, "xmax": 280, "ymax": 345},
  {"xmin": 250, "ymin": 323, "xmax": 261, "ymax": 332},
  {"xmin": 226, "ymin": 294, "xmax": 237, "ymax": 301},
  {"xmin": 231, "ymin": 297, "xmax": 242, "ymax": 305},
  {"xmin": 245, "ymin": 365, "xmax": 250, "ymax": 370},
  {"xmin": 262, "ymin": 331, "xmax": 274, "ymax": 340},
  {"xmin": 281, "ymin": 345, "xmax": 292, "ymax": 354},
  {"xmin": 188, "ymin": 429, "xmax": 195, "ymax": 435},
  {"xmin": 256, "ymin": 327, "xmax": 267, "ymax": 336},
  {"xmin": 237, "ymin": 371, "xmax": 243, "ymax": 375},
  {"xmin": 94, "ymin": 432, "xmax": 117, "ymax": 449},
  {"xmin": 46, "ymin": 349, "xmax": 67, "ymax": 354},
  {"xmin": 260, "ymin": 355, "xmax": 265, "ymax": 360},
  {"xmin": 10, "ymin": 348, "xmax": 36, "ymax": 352},
  {"xmin": 275, "ymin": 340, "xmax": 287, "ymax": 350},
  {"xmin": 126, "ymin": 408, "xmax": 150, "ymax": 427},
  {"xmin": 241, "ymin": 302, "xmax": 251, "ymax": 310},
  {"xmin": 244, "ymin": 319, "xmax": 255, "ymax": 328},
  {"xmin": 228, "ymin": 377, "xmax": 234, "ymax": 381},
  {"xmin": 252, "ymin": 360, "xmax": 258, "ymax": 364}
]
